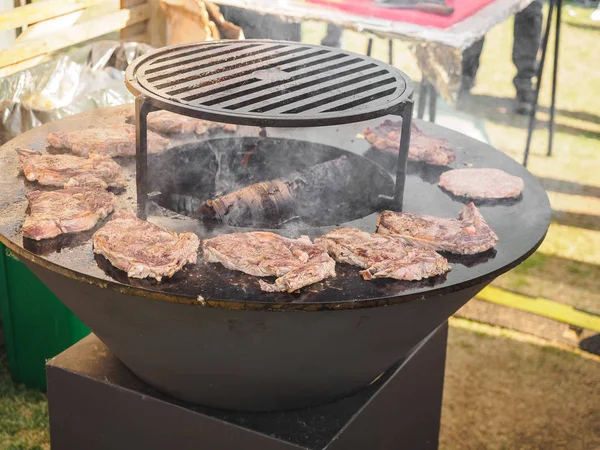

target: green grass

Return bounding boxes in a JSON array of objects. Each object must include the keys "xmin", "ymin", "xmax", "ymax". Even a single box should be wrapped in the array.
[{"xmin": 0, "ymin": 351, "xmax": 49, "ymax": 449}]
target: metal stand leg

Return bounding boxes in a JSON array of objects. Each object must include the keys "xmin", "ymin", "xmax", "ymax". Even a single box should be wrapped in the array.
[
  {"xmin": 393, "ymin": 101, "xmax": 414, "ymax": 211},
  {"xmin": 388, "ymin": 39, "xmax": 393, "ymax": 65},
  {"xmin": 548, "ymin": 0, "xmax": 562, "ymax": 157},
  {"xmin": 417, "ymin": 81, "xmax": 437, "ymax": 123},
  {"xmin": 366, "ymin": 37, "xmax": 374, "ymax": 57},
  {"xmin": 428, "ymin": 83, "xmax": 437, "ymax": 123},
  {"xmin": 418, "ymin": 82, "xmax": 427, "ymax": 119},
  {"xmin": 523, "ymin": 0, "xmax": 558, "ymax": 167},
  {"xmin": 135, "ymin": 96, "xmax": 156, "ymax": 220}
]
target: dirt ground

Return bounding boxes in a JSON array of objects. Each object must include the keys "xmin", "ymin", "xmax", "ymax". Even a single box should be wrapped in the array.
[{"xmin": 441, "ymin": 325, "xmax": 600, "ymax": 450}]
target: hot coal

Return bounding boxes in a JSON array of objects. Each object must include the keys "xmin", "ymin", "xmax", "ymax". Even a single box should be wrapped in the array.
[
  {"xmin": 377, "ymin": 203, "xmax": 498, "ymax": 255},
  {"xmin": 93, "ymin": 210, "xmax": 199, "ymax": 281},
  {"xmin": 203, "ymin": 231, "xmax": 336, "ymax": 292},
  {"xmin": 316, "ymin": 228, "xmax": 450, "ymax": 281},
  {"xmin": 46, "ymin": 124, "xmax": 169, "ymax": 157},
  {"xmin": 23, "ymin": 187, "xmax": 115, "ymax": 241},
  {"xmin": 17, "ymin": 149, "xmax": 126, "ymax": 189}
]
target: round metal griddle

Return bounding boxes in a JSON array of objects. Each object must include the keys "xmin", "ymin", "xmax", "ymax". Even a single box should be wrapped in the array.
[
  {"xmin": 0, "ymin": 105, "xmax": 551, "ymax": 410},
  {"xmin": 125, "ymin": 40, "xmax": 412, "ymax": 127},
  {"xmin": 0, "ymin": 105, "xmax": 550, "ymax": 311}
]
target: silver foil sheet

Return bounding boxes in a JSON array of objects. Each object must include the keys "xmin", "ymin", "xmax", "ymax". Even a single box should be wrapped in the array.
[{"xmin": 0, "ymin": 41, "xmax": 153, "ymax": 145}]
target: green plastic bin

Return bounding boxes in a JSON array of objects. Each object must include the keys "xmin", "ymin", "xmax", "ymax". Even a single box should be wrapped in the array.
[{"xmin": 0, "ymin": 242, "xmax": 90, "ymax": 391}]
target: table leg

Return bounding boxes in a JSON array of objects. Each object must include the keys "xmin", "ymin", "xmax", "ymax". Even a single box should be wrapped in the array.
[
  {"xmin": 547, "ymin": 0, "xmax": 562, "ymax": 157},
  {"xmin": 523, "ymin": 0, "xmax": 555, "ymax": 167}
]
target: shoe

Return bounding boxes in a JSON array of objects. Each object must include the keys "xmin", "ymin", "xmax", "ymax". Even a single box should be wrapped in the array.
[{"xmin": 515, "ymin": 89, "xmax": 535, "ymax": 116}]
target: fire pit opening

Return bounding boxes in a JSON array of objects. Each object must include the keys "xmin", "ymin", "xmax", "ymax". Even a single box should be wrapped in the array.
[{"xmin": 147, "ymin": 136, "xmax": 394, "ymax": 229}]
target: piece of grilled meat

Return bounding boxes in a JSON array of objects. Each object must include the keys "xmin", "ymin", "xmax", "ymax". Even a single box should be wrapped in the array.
[
  {"xmin": 46, "ymin": 124, "xmax": 169, "ymax": 157},
  {"xmin": 439, "ymin": 168, "xmax": 524, "ymax": 199},
  {"xmin": 203, "ymin": 232, "xmax": 336, "ymax": 292},
  {"xmin": 17, "ymin": 149, "xmax": 126, "ymax": 189},
  {"xmin": 93, "ymin": 211, "xmax": 199, "ymax": 281},
  {"xmin": 377, "ymin": 203, "xmax": 498, "ymax": 255},
  {"xmin": 364, "ymin": 119, "xmax": 455, "ymax": 166},
  {"xmin": 147, "ymin": 110, "xmax": 237, "ymax": 135},
  {"xmin": 315, "ymin": 228, "xmax": 450, "ymax": 281},
  {"xmin": 23, "ymin": 187, "xmax": 115, "ymax": 241}
]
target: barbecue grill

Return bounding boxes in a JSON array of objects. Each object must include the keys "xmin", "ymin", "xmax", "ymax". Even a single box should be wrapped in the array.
[{"xmin": 0, "ymin": 41, "xmax": 551, "ymax": 412}]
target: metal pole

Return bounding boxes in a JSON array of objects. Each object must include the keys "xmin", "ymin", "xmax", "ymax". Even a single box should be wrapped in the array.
[
  {"xmin": 366, "ymin": 37, "xmax": 374, "ymax": 57},
  {"xmin": 547, "ymin": 0, "xmax": 562, "ymax": 157},
  {"xmin": 417, "ymin": 82, "xmax": 427, "ymax": 120},
  {"xmin": 388, "ymin": 39, "xmax": 393, "ymax": 65},
  {"xmin": 428, "ymin": 83, "xmax": 437, "ymax": 123},
  {"xmin": 135, "ymin": 96, "xmax": 155, "ymax": 220},
  {"xmin": 393, "ymin": 101, "xmax": 414, "ymax": 211},
  {"xmin": 523, "ymin": 0, "xmax": 555, "ymax": 167}
]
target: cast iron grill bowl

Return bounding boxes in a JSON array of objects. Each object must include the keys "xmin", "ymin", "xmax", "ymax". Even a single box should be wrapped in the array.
[{"xmin": 0, "ymin": 41, "xmax": 551, "ymax": 411}]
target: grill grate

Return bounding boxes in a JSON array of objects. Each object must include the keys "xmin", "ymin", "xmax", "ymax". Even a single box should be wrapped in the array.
[{"xmin": 126, "ymin": 40, "xmax": 413, "ymax": 127}]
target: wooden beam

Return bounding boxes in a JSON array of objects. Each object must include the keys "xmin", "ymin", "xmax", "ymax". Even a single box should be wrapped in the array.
[
  {"xmin": 0, "ymin": 54, "xmax": 51, "ymax": 78},
  {"xmin": 477, "ymin": 286, "xmax": 600, "ymax": 333},
  {"xmin": 0, "ymin": 4, "xmax": 150, "ymax": 70},
  {"xmin": 0, "ymin": 0, "xmax": 107, "ymax": 32},
  {"xmin": 15, "ymin": 10, "xmax": 83, "ymax": 43},
  {"xmin": 120, "ymin": 20, "xmax": 147, "ymax": 39},
  {"xmin": 122, "ymin": 32, "xmax": 149, "ymax": 43},
  {"xmin": 146, "ymin": 0, "xmax": 166, "ymax": 47}
]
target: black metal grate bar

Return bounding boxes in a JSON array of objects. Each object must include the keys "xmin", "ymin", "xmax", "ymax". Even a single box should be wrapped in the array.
[
  {"xmin": 165, "ymin": 48, "xmax": 324, "ymax": 96},
  {"xmin": 149, "ymin": 43, "xmax": 229, "ymax": 66},
  {"xmin": 126, "ymin": 40, "xmax": 412, "ymax": 127},
  {"xmin": 145, "ymin": 43, "xmax": 264, "ymax": 77},
  {"xmin": 148, "ymin": 44, "xmax": 289, "ymax": 85},
  {"xmin": 322, "ymin": 88, "xmax": 398, "ymax": 113},
  {"xmin": 282, "ymin": 80, "xmax": 396, "ymax": 114},
  {"xmin": 220, "ymin": 62, "xmax": 379, "ymax": 112},
  {"xmin": 156, "ymin": 45, "xmax": 305, "ymax": 91},
  {"xmin": 186, "ymin": 53, "xmax": 351, "ymax": 104},
  {"xmin": 244, "ymin": 70, "xmax": 392, "ymax": 113}
]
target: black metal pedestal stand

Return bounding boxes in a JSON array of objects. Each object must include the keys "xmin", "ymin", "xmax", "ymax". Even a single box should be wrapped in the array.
[
  {"xmin": 523, "ymin": 0, "xmax": 562, "ymax": 167},
  {"xmin": 47, "ymin": 323, "xmax": 448, "ymax": 450}
]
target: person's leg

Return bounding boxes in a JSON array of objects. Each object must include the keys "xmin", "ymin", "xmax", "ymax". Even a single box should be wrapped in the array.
[
  {"xmin": 218, "ymin": 5, "xmax": 301, "ymax": 41},
  {"xmin": 460, "ymin": 38, "xmax": 485, "ymax": 94},
  {"xmin": 512, "ymin": 0, "xmax": 543, "ymax": 114},
  {"xmin": 321, "ymin": 23, "xmax": 343, "ymax": 48}
]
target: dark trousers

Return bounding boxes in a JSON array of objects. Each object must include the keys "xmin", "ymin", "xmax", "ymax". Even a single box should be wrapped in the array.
[
  {"xmin": 219, "ymin": 6, "xmax": 344, "ymax": 48},
  {"xmin": 462, "ymin": 0, "xmax": 543, "ymax": 95},
  {"xmin": 218, "ymin": 6, "xmax": 301, "ymax": 41}
]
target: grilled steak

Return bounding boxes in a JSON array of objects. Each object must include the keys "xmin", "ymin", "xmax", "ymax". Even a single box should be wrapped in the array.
[
  {"xmin": 377, "ymin": 203, "xmax": 498, "ymax": 255},
  {"xmin": 315, "ymin": 228, "xmax": 450, "ymax": 281},
  {"xmin": 46, "ymin": 124, "xmax": 169, "ymax": 157},
  {"xmin": 93, "ymin": 211, "xmax": 199, "ymax": 281},
  {"xmin": 23, "ymin": 188, "xmax": 115, "ymax": 241},
  {"xmin": 364, "ymin": 119, "xmax": 455, "ymax": 166},
  {"xmin": 17, "ymin": 149, "xmax": 126, "ymax": 189},
  {"xmin": 439, "ymin": 168, "xmax": 524, "ymax": 199},
  {"xmin": 203, "ymin": 232, "xmax": 336, "ymax": 292},
  {"xmin": 147, "ymin": 110, "xmax": 237, "ymax": 135}
]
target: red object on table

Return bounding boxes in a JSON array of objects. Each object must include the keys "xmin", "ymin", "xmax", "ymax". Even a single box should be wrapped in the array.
[{"xmin": 306, "ymin": 0, "xmax": 498, "ymax": 28}]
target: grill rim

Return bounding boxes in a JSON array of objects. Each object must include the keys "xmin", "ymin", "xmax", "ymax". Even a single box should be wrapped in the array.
[{"xmin": 125, "ymin": 40, "xmax": 414, "ymax": 128}]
